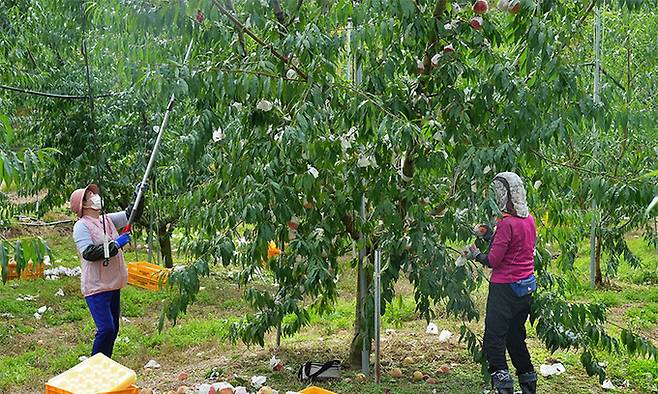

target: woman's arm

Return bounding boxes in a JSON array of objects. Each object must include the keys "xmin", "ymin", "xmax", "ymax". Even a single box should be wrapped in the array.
[
  {"xmin": 475, "ymin": 220, "xmax": 512, "ymax": 269},
  {"xmin": 107, "ymin": 211, "xmax": 128, "ymax": 230},
  {"xmin": 108, "ymin": 191, "xmax": 145, "ymax": 230},
  {"xmin": 73, "ymin": 222, "xmax": 119, "ymax": 261}
]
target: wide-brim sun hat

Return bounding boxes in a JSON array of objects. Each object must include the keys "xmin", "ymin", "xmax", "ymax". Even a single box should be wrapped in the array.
[{"xmin": 69, "ymin": 184, "xmax": 99, "ymax": 217}]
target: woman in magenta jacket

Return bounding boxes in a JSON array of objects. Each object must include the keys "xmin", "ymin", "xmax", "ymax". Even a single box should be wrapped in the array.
[{"xmin": 466, "ymin": 172, "xmax": 538, "ymax": 394}]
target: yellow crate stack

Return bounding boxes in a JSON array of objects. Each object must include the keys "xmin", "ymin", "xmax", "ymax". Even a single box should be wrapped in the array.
[
  {"xmin": 6, "ymin": 260, "xmax": 45, "ymax": 281},
  {"xmin": 127, "ymin": 261, "xmax": 169, "ymax": 291}
]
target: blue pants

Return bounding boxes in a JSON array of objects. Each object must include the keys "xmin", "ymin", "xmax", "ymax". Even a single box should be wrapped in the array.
[{"xmin": 85, "ymin": 289, "xmax": 121, "ymax": 358}]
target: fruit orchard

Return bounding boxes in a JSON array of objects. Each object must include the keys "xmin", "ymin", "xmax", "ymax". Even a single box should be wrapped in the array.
[{"xmin": 1, "ymin": 0, "xmax": 658, "ymax": 392}]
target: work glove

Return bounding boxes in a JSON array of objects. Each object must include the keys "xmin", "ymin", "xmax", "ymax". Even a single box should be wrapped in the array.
[
  {"xmin": 474, "ymin": 224, "xmax": 494, "ymax": 242},
  {"xmin": 125, "ymin": 182, "xmax": 148, "ymax": 222},
  {"xmin": 134, "ymin": 182, "xmax": 149, "ymax": 195},
  {"xmin": 462, "ymin": 244, "xmax": 481, "ymax": 260},
  {"xmin": 115, "ymin": 232, "xmax": 131, "ymax": 248}
]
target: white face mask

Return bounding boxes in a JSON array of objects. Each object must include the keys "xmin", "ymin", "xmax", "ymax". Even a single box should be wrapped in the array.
[{"xmin": 90, "ymin": 194, "xmax": 103, "ymax": 211}]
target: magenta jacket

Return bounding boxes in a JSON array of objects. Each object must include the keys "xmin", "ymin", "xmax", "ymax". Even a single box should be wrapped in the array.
[{"xmin": 487, "ymin": 214, "xmax": 536, "ymax": 284}]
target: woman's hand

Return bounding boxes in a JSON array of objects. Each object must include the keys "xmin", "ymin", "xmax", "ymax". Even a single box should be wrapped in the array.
[
  {"xmin": 115, "ymin": 233, "xmax": 131, "ymax": 248},
  {"xmin": 463, "ymin": 244, "xmax": 481, "ymax": 260}
]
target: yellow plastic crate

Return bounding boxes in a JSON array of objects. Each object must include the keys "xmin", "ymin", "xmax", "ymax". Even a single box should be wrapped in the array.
[
  {"xmin": 46, "ymin": 353, "xmax": 137, "ymax": 394},
  {"xmin": 6, "ymin": 260, "xmax": 44, "ymax": 281},
  {"xmin": 45, "ymin": 384, "xmax": 139, "ymax": 394},
  {"xmin": 300, "ymin": 386, "xmax": 337, "ymax": 394},
  {"xmin": 127, "ymin": 261, "xmax": 169, "ymax": 291}
]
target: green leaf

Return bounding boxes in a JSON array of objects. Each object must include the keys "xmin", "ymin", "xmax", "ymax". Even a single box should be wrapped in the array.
[
  {"xmin": 0, "ymin": 114, "xmax": 13, "ymax": 144},
  {"xmin": 0, "ymin": 242, "xmax": 8, "ymax": 284}
]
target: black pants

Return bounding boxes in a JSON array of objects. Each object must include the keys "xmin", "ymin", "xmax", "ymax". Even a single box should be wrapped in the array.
[{"xmin": 483, "ymin": 282, "xmax": 534, "ymax": 375}]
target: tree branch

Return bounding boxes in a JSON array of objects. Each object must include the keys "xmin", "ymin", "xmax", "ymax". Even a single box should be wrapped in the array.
[
  {"xmin": 580, "ymin": 62, "xmax": 626, "ymax": 93},
  {"xmin": 270, "ymin": 0, "xmax": 289, "ymax": 31},
  {"xmin": 27, "ymin": 48, "xmax": 38, "ymax": 70},
  {"xmin": 210, "ymin": 67, "xmax": 303, "ymax": 81},
  {"xmin": 517, "ymin": 0, "xmax": 596, "ymax": 75},
  {"xmin": 224, "ymin": 0, "xmax": 247, "ymax": 57},
  {"xmin": 421, "ymin": 0, "xmax": 447, "ymax": 71},
  {"xmin": 529, "ymin": 149, "xmax": 634, "ymax": 182},
  {"xmin": 210, "ymin": 0, "xmax": 307, "ymax": 80}
]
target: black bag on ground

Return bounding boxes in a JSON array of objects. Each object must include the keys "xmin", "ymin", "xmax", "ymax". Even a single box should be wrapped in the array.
[{"xmin": 297, "ymin": 360, "xmax": 341, "ymax": 381}]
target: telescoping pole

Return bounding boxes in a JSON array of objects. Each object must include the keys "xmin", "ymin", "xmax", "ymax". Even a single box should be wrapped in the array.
[{"xmin": 127, "ymin": 39, "xmax": 194, "ymax": 227}]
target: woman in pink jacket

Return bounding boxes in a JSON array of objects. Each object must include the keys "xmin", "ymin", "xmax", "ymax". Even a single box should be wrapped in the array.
[
  {"xmin": 465, "ymin": 172, "xmax": 537, "ymax": 394},
  {"xmin": 69, "ymin": 183, "xmax": 144, "ymax": 358}
]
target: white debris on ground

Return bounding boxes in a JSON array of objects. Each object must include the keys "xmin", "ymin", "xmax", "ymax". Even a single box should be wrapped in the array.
[
  {"xmin": 34, "ymin": 305, "xmax": 48, "ymax": 320},
  {"xmin": 426, "ymin": 322, "xmax": 439, "ymax": 335},
  {"xmin": 250, "ymin": 375, "xmax": 267, "ymax": 390},
  {"xmin": 196, "ymin": 382, "xmax": 235, "ymax": 394},
  {"xmin": 55, "ymin": 288, "xmax": 65, "ymax": 297},
  {"xmin": 602, "ymin": 379, "xmax": 615, "ymax": 390},
  {"xmin": 438, "ymin": 329, "xmax": 453, "ymax": 343},
  {"xmin": 269, "ymin": 355, "xmax": 283, "ymax": 371},
  {"xmin": 16, "ymin": 294, "xmax": 37, "ymax": 302},
  {"xmin": 44, "ymin": 266, "xmax": 81, "ymax": 280},
  {"xmin": 121, "ymin": 316, "xmax": 131, "ymax": 323},
  {"xmin": 539, "ymin": 362, "xmax": 566, "ymax": 377},
  {"xmin": 196, "ymin": 384, "xmax": 212, "ymax": 394},
  {"xmin": 144, "ymin": 359, "xmax": 161, "ymax": 369},
  {"xmin": 0, "ymin": 313, "xmax": 14, "ymax": 319},
  {"xmin": 179, "ymin": 380, "xmax": 305, "ymax": 394},
  {"xmin": 78, "ymin": 356, "xmax": 88, "ymax": 362}
]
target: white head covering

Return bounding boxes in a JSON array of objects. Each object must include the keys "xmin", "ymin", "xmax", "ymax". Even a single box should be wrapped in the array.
[{"xmin": 492, "ymin": 172, "xmax": 529, "ymax": 218}]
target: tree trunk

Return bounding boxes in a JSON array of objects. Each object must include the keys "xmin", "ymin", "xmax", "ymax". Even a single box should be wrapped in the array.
[
  {"xmin": 594, "ymin": 234, "xmax": 603, "ymax": 287},
  {"xmin": 158, "ymin": 224, "xmax": 173, "ymax": 268},
  {"xmin": 349, "ymin": 250, "xmax": 372, "ymax": 369}
]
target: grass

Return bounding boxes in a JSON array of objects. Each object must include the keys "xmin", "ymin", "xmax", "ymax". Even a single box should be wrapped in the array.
[{"xmin": 0, "ymin": 226, "xmax": 657, "ymax": 393}]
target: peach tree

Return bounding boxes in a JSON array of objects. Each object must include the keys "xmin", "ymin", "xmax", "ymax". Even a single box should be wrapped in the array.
[{"xmin": 154, "ymin": 0, "xmax": 658, "ymax": 379}]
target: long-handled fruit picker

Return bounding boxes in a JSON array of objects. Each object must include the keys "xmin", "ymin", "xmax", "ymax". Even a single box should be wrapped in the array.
[{"xmin": 120, "ymin": 39, "xmax": 194, "ymax": 238}]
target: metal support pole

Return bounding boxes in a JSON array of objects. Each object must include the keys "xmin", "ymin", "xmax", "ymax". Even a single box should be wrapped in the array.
[
  {"xmin": 147, "ymin": 209, "xmax": 154, "ymax": 263},
  {"xmin": 359, "ymin": 194, "xmax": 369, "ymax": 376},
  {"xmin": 589, "ymin": 5, "xmax": 602, "ymax": 288},
  {"xmin": 374, "ymin": 249, "xmax": 381, "ymax": 384},
  {"xmin": 346, "ymin": 18, "xmax": 352, "ymax": 83}
]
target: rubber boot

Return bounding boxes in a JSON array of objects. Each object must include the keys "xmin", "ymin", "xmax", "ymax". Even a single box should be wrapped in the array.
[
  {"xmin": 491, "ymin": 370, "xmax": 515, "ymax": 394},
  {"xmin": 518, "ymin": 371, "xmax": 537, "ymax": 394}
]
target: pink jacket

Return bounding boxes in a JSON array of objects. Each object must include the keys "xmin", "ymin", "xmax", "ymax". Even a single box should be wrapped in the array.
[
  {"xmin": 76, "ymin": 215, "xmax": 127, "ymax": 297},
  {"xmin": 488, "ymin": 214, "xmax": 536, "ymax": 284}
]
